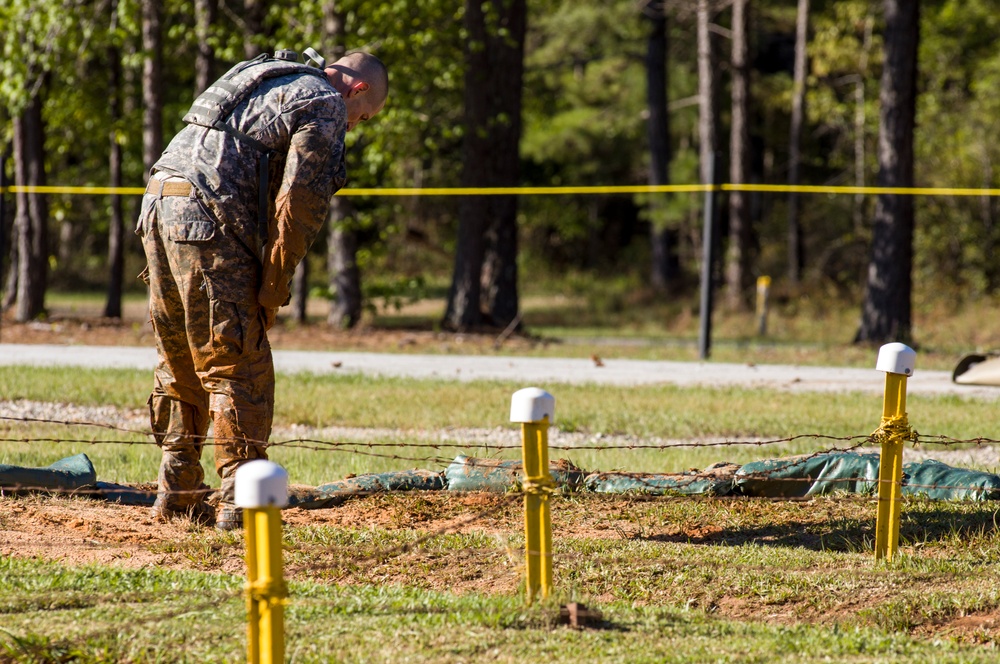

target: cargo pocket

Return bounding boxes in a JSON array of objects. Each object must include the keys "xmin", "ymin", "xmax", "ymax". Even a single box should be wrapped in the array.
[
  {"xmin": 163, "ymin": 195, "xmax": 216, "ymax": 243},
  {"xmin": 202, "ymin": 270, "xmax": 254, "ymax": 358}
]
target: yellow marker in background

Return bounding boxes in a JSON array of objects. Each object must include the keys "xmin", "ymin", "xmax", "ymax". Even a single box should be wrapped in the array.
[
  {"xmin": 873, "ymin": 343, "xmax": 916, "ymax": 562},
  {"xmin": 236, "ymin": 460, "xmax": 289, "ymax": 664},
  {"xmin": 510, "ymin": 387, "xmax": 556, "ymax": 604},
  {"xmin": 755, "ymin": 276, "xmax": 772, "ymax": 336}
]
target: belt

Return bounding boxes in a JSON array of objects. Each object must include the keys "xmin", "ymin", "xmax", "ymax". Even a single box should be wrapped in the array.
[{"xmin": 146, "ymin": 178, "xmax": 193, "ymax": 197}]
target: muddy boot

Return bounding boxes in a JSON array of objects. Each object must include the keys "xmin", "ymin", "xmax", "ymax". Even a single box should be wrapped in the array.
[
  {"xmin": 211, "ymin": 400, "xmax": 269, "ymax": 532},
  {"xmin": 151, "ymin": 493, "xmax": 216, "ymax": 525},
  {"xmin": 215, "ymin": 502, "xmax": 243, "ymax": 531},
  {"xmin": 149, "ymin": 395, "xmax": 212, "ymax": 524}
]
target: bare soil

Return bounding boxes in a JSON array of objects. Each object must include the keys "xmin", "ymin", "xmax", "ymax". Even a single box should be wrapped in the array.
[
  {"xmin": 3, "ymin": 314, "xmax": 999, "ymax": 647},
  {"xmin": 1, "ymin": 491, "xmax": 998, "ymax": 645}
]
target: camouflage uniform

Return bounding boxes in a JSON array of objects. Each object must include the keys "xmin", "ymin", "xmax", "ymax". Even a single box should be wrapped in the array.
[{"xmin": 136, "ymin": 70, "xmax": 348, "ymax": 515}]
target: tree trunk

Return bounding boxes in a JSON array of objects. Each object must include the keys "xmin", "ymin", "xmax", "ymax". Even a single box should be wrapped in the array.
[
  {"xmin": 320, "ymin": 1, "xmax": 361, "ymax": 329},
  {"xmin": 445, "ymin": 0, "xmax": 526, "ymax": 331},
  {"xmin": 786, "ymin": 0, "xmax": 809, "ymax": 286},
  {"xmin": 105, "ymin": 40, "xmax": 125, "ymax": 319},
  {"xmin": 696, "ymin": 0, "xmax": 721, "ymax": 297},
  {"xmin": 645, "ymin": 0, "xmax": 678, "ymax": 291},
  {"xmin": 141, "ymin": 0, "xmax": 163, "ymax": 179},
  {"xmin": 327, "ymin": 197, "xmax": 362, "ymax": 328},
  {"xmin": 697, "ymin": 0, "xmax": 718, "ymax": 188},
  {"xmin": 13, "ymin": 96, "xmax": 48, "ymax": 322},
  {"xmin": 725, "ymin": 0, "xmax": 752, "ymax": 310},
  {"xmin": 291, "ymin": 257, "xmax": 308, "ymax": 323},
  {"xmin": 855, "ymin": 0, "xmax": 919, "ymax": 344},
  {"xmin": 194, "ymin": 0, "xmax": 218, "ymax": 94},
  {"xmin": 853, "ymin": 13, "xmax": 874, "ymax": 235},
  {"xmin": 0, "ymin": 144, "xmax": 11, "ymax": 312},
  {"xmin": 244, "ymin": 0, "xmax": 267, "ymax": 59},
  {"xmin": 481, "ymin": 197, "xmax": 519, "ymax": 327}
]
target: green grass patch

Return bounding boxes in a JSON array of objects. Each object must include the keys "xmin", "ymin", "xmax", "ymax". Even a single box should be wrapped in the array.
[
  {"xmin": 3, "ymin": 366, "xmax": 1000, "ymax": 485},
  {"xmin": 5, "ymin": 494, "xmax": 1000, "ymax": 663}
]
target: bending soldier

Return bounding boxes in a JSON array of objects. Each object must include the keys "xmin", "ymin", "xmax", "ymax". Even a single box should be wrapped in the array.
[{"xmin": 136, "ymin": 50, "xmax": 388, "ymax": 529}]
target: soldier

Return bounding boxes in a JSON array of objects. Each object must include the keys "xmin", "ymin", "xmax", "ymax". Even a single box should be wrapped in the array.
[{"xmin": 136, "ymin": 50, "xmax": 388, "ymax": 529}]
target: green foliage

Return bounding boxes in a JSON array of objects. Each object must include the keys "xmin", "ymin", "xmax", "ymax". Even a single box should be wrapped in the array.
[{"xmin": 9, "ymin": 0, "xmax": 1000, "ymax": 305}]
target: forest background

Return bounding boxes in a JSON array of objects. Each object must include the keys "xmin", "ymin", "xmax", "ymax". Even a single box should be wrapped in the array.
[{"xmin": 0, "ymin": 0, "xmax": 995, "ymax": 352}]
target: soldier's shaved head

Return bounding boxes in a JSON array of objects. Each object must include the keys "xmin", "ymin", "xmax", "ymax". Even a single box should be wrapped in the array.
[{"xmin": 327, "ymin": 52, "xmax": 388, "ymax": 120}]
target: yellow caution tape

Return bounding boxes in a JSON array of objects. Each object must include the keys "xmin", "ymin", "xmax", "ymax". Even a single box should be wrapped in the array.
[{"xmin": 2, "ymin": 183, "xmax": 1000, "ymax": 196}]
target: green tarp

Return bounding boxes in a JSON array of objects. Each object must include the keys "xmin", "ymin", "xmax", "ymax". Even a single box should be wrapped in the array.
[
  {"xmin": 735, "ymin": 452, "xmax": 881, "ymax": 498},
  {"xmin": 902, "ymin": 458, "xmax": 1000, "ymax": 501},
  {"xmin": 585, "ymin": 462, "xmax": 740, "ymax": 496},
  {"xmin": 735, "ymin": 452, "xmax": 1000, "ymax": 501},
  {"xmin": 6, "ymin": 451, "xmax": 1000, "ymax": 506},
  {"xmin": 0, "ymin": 453, "xmax": 96, "ymax": 492}
]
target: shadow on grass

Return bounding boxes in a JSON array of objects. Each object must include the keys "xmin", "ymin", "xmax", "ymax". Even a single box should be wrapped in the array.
[{"xmin": 643, "ymin": 504, "xmax": 1000, "ymax": 552}]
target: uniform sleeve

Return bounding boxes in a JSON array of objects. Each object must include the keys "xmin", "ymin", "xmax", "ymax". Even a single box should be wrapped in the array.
[{"xmin": 258, "ymin": 113, "xmax": 347, "ymax": 310}]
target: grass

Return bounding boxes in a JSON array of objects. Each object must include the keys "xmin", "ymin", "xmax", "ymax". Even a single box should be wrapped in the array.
[
  {"xmin": 3, "ymin": 366, "xmax": 1000, "ymax": 485},
  {"xmin": 4, "ymin": 495, "xmax": 1000, "ymax": 662},
  {"xmin": 6, "ymin": 299, "xmax": 1000, "ymax": 661}
]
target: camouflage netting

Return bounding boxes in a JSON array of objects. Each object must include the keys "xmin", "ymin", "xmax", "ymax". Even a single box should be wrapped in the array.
[{"xmin": 5, "ymin": 451, "xmax": 1000, "ymax": 506}]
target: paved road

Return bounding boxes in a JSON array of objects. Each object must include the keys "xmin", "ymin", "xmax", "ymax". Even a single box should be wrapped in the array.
[{"xmin": 2, "ymin": 343, "xmax": 997, "ymax": 399}]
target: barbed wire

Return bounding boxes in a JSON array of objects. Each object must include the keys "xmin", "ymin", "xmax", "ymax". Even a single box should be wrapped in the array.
[
  {"xmin": 5, "ymin": 412, "xmax": 1000, "ymax": 505},
  {"xmin": 5, "ymin": 414, "xmax": 1000, "ymax": 450}
]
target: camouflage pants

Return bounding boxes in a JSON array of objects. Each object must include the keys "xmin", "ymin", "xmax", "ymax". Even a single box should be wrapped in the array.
[{"xmin": 137, "ymin": 186, "xmax": 274, "ymax": 508}]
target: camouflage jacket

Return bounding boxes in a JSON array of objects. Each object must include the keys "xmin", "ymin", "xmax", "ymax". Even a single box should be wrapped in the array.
[{"xmin": 153, "ymin": 72, "xmax": 348, "ymax": 310}]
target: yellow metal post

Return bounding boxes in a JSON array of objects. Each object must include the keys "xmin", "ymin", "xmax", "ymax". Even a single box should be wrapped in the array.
[
  {"xmin": 510, "ymin": 387, "xmax": 556, "ymax": 604},
  {"xmin": 522, "ymin": 418, "xmax": 554, "ymax": 603},
  {"xmin": 236, "ymin": 460, "xmax": 289, "ymax": 664},
  {"xmin": 246, "ymin": 506, "xmax": 286, "ymax": 664},
  {"xmin": 872, "ymin": 344, "xmax": 915, "ymax": 562}
]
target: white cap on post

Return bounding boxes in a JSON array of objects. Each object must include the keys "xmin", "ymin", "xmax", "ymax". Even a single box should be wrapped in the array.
[
  {"xmin": 876, "ymin": 342, "xmax": 916, "ymax": 376},
  {"xmin": 234, "ymin": 460, "xmax": 289, "ymax": 509},
  {"xmin": 510, "ymin": 387, "xmax": 555, "ymax": 424}
]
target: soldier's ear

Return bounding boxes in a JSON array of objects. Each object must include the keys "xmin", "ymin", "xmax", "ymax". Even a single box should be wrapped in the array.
[{"xmin": 347, "ymin": 81, "xmax": 370, "ymax": 97}]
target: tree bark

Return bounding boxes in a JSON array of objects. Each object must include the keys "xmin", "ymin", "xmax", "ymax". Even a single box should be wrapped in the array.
[
  {"xmin": 244, "ymin": 0, "xmax": 267, "ymax": 59},
  {"xmin": 141, "ymin": 0, "xmax": 163, "ymax": 179},
  {"xmin": 697, "ymin": 0, "xmax": 718, "ymax": 188},
  {"xmin": 445, "ymin": 0, "xmax": 526, "ymax": 331},
  {"xmin": 0, "ymin": 144, "xmax": 12, "ymax": 312},
  {"xmin": 853, "ymin": 14, "xmax": 874, "ymax": 234},
  {"xmin": 327, "ymin": 197, "xmax": 362, "ymax": 328},
  {"xmin": 786, "ymin": 0, "xmax": 809, "ymax": 286},
  {"xmin": 320, "ymin": 1, "xmax": 361, "ymax": 329},
  {"xmin": 855, "ymin": 0, "xmax": 919, "ymax": 344},
  {"xmin": 194, "ymin": 0, "xmax": 218, "ymax": 94},
  {"xmin": 644, "ymin": 0, "xmax": 678, "ymax": 291},
  {"xmin": 105, "ymin": 38, "xmax": 125, "ymax": 319},
  {"xmin": 13, "ymin": 96, "xmax": 48, "ymax": 322},
  {"xmin": 725, "ymin": 0, "xmax": 752, "ymax": 310}
]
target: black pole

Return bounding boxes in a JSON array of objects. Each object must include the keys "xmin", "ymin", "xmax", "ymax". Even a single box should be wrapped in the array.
[{"xmin": 698, "ymin": 152, "xmax": 718, "ymax": 360}]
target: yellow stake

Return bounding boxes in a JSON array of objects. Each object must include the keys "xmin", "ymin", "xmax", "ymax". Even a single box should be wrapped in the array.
[
  {"xmin": 236, "ymin": 461, "xmax": 289, "ymax": 664},
  {"xmin": 522, "ymin": 418, "xmax": 554, "ymax": 603},
  {"xmin": 245, "ymin": 506, "xmax": 286, "ymax": 664},
  {"xmin": 872, "ymin": 344, "xmax": 915, "ymax": 562},
  {"xmin": 510, "ymin": 387, "xmax": 556, "ymax": 604}
]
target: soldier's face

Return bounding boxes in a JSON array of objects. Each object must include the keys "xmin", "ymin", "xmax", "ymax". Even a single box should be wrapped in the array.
[{"xmin": 344, "ymin": 84, "xmax": 384, "ymax": 132}]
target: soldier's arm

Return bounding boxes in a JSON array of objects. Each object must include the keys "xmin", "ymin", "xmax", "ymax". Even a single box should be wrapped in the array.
[{"xmin": 258, "ymin": 116, "xmax": 347, "ymax": 311}]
